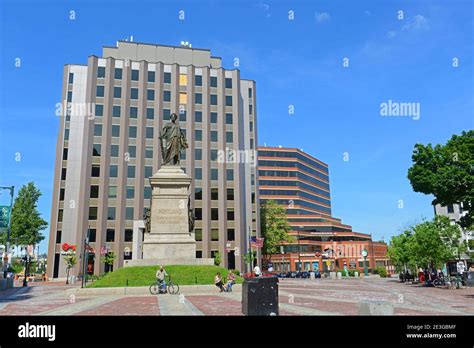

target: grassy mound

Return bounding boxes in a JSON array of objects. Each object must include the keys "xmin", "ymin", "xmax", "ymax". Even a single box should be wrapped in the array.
[{"xmin": 87, "ymin": 265, "xmax": 242, "ymax": 288}]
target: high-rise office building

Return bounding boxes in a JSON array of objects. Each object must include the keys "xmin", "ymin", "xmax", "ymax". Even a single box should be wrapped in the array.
[
  {"xmin": 258, "ymin": 147, "xmax": 391, "ymax": 274},
  {"xmin": 47, "ymin": 41, "xmax": 259, "ymax": 278}
]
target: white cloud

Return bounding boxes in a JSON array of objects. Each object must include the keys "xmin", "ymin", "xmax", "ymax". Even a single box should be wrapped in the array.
[
  {"xmin": 315, "ymin": 12, "xmax": 331, "ymax": 23},
  {"xmin": 402, "ymin": 15, "xmax": 430, "ymax": 31}
]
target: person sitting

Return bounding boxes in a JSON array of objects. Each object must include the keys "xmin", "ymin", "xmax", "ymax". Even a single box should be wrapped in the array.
[
  {"xmin": 225, "ymin": 270, "xmax": 236, "ymax": 292},
  {"xmin": 215, "ymin": 272, "xmax": 225, "ymax": 292},
  {"xmin": 156, "ymin": 266, "xmax": 168, "ymax": 293}
]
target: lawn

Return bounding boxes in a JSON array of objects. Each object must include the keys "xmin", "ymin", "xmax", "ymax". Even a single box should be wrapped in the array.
[{"xmin": 86, "ymin": 265, "xmax": 242, "ymax": 288}]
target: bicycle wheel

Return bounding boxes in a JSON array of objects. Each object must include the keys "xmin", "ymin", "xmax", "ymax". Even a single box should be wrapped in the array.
[
  {"xmin": 149, "ymin": 283, "xmax": 159, "ymax": 295},
  {"xmin": 168, "ymin": 283, "xmax": 179, "ymax": 294}
]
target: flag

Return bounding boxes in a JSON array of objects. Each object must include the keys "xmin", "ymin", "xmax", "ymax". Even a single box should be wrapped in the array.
[{"xmin": 250, "ymin": 237, "xmax": 264, "ymax": 249}]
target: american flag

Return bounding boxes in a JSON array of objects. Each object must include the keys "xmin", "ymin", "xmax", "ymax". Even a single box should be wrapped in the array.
[{"xmin": 250, "ymin": 237, "xmax": 264, "ymax": 249}]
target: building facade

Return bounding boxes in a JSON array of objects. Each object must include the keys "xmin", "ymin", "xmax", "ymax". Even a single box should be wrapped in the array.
[
  {"xmin": 47, "ymin": 41, "xmax": 259, "ymax": 278},
  {"xmin": 258, "ymin": 147, "xmax": 391, "ymax": 274}
]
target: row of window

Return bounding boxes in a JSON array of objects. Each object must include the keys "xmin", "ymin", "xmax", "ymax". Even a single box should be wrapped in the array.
[
  {"xmin": 194, "ymin": 208, "xmax": 235, "ymax": 221},
  {"xmin": 258, "ymin": 150, "xmax": 328, "ymax": 173},
  {"xmin": 194, "ymin": 168, "xmax": 234, "ymax": 181},
  {"xmin": 94, "ymin": 68, "xmax": 235, "ymax": 89},
  {"xmin": 195, "ymin": 228, "xmax": 235, "ymax": 241},
  {"xmin": 55, "ymin": 228, "xmax": 133, "ymax": 244},
  {"xmin": 195, "ymin": 188, "xmax": 234, "ymax": 200}
]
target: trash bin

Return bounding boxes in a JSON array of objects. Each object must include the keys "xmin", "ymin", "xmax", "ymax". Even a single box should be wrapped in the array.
[{"xmin": 242, "ymin": 275, "xmax": 279, "ymax": 316}]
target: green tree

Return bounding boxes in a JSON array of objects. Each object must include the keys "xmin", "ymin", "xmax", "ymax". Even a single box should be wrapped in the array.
[
  {"xmin": 2, "ymin": 182, "xmax": 48, "ymax": 247},
  {"xmin": 260, "ymin": 200, "xmax": 293, "ymax": 260},
  {"xmin": 102, "ymin": 251, "xmax": 117, "ymax": 273},
  {"xmin": 407, "ymin": 130, "xmax": 474, "ymax": 228},
  {"xmin": 213, "ymin": 251, "xmax": 222, "ymax": 266},
  {"xmin": 387, "ymin": 231, "xmax": 416, "ymax": 272}
]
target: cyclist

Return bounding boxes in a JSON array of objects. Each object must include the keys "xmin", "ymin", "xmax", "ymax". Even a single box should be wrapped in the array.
[{"xmin": 156, "ymin": 266, "xmax": 168, "ymax": 293}]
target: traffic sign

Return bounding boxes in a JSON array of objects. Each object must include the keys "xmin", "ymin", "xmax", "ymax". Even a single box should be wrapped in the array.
[{"xmin": 0, "ymin": 206, "xmax": 10, "ymax": 228}]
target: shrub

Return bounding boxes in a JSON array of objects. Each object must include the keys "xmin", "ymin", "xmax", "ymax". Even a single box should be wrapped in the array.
[{"xmin": 374, "ymin": 266, "xmax": 387, "ymax": 278}]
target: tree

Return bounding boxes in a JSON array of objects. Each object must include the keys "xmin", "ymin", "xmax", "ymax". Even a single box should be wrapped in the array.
[
  {"xmin": 407, "ymin": 130, "xmax": 474, "ymax": 228},
  {"xmin": 213, "ymin": 251, "xmax": 222, "ymax": 266},
  {"xmin": 260, "ymin": 200, "xmax": 293, "ymax": 260},
  {"xmin": 102, "ymin": 251, "xmax": 116, "ymax": 273},
  {"xmin": 387, "ymin": 231, "xmax": 416, "ymax": 272},
  {"xmin": 2, "ymin": 182, "xmax": 48, "ymax": 246}
]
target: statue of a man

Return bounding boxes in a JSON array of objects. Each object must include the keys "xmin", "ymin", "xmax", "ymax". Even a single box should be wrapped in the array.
[{"xmin": 159, "ymin": 113, "xmax": 188, "ymax": 165}]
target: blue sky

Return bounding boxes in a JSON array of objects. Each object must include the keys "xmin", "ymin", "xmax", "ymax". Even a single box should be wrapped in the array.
[{"xmin": 0, "ymin": 0, "xmax": 472, "ymax": 253}]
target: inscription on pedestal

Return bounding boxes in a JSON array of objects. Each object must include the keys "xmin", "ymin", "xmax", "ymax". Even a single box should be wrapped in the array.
[{"xmin": 156, "ymin": 208, "xmax": 184, "ymax": 225}]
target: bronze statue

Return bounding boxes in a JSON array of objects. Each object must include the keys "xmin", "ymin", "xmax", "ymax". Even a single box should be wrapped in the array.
[
  {"xmin": 188, "ymin": 195, "xmax": 195, "ymax": 233},
  {"xmin": 159, "ymin": 113, "xmax": 188, "ymax": 165},
  {"xmin": 143, "ymin": 207, "xmax": 151, "ymax": 234}
]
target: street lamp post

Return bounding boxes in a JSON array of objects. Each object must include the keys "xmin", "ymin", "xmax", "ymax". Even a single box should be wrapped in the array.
[
  {"xmin": 362, "ymin": 249, "xmax": 368, "ymax": 276},
  {"xmin": 1, "ymin": 186, "xmax": 14, "ymax": 277}
]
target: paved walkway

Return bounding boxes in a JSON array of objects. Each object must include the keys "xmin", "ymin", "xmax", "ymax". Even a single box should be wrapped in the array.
[{"xmin": 0, "ymin": 277, "xmax": 472, "ymax": 316}]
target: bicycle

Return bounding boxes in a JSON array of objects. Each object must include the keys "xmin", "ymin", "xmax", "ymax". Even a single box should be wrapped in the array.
[
  {"xmin": 446, "ymin": 274, "xmax": 465, "ymax": 290},
  {"xmin": 149, "ymin": 276, "xmax": 180, "ymax": 295}
]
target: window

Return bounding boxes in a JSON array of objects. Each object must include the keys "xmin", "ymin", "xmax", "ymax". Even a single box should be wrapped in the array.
[
  {"xmin": 57, "ymin": 209, "xmax": 63, "ymax": 222},
  {"xmin": 131, "ymin": 69, "xmax": 139, "ymax": 81},
  {"xmin": 211, "ymin": 229, "xmax": 219, "ymax": 241},
  {"xmin": 93, "ymin": 144, "xmax": 101, "ymax": 156},
  {"xmin": 130, "ymin": 107, "xmax": 138, "ymax": 118},
  {"xmin": 195, "ymin": 130, "xmax": 202, "ymax": 141},
  {"xmin": 225, "ymin": 96, "xmax": 232, "ymax": 106},
  {"xmin": 113, "ymin": 105, "xmax": 121, "ymax": 117},
  {"xmin": 114, "ymin": 87, "xmax": 121, "ymax": 98},
  {"xmin": 227, "ymin": 169, "xmax": 234, "ymax": 181},
  {"xmin": 163, "ymin": 90, "xmax": 171, "ymax": 102},
  {"xmin": 128, "ymin": 145, "xmax": 136, "ymax": 158},
  {"xmin": 211, "ymin": 188, "xmax": 219, "ymax": 200},
  {"xmin": 126, "ymin": 186, "xmax": 134, "ymax": 199},
  {"xmin": 109, "ymin": 165, "xmax": 118, "ymax": 177},
  {"xmin": 145, "ymin": 146, "xmax": 153, "ymax": 159},
  {"xmin": 97, "ymin": 67, "xmax": 105, "ymax": 78},
  {"xmin": 108, "ymin": 186, "xmax": 117, "ymax": 198},
  {"xmin": 195, "ymin": 208, "xmax": 202, "ymax": 220},
  {"xmin": 249, "ymin": 105, "xmax": 253, "ymax": 115},
  {"xmin": 210, "ymin": 76, "xmax": 217, "ymax": 87},
  {"xmin": 56, "ymin": 230, "xmax": 62, "ymax": 244},
  {"xmin": 227, "ymin": 229, "xmax": 235, "ymax": 241},
  {"xmin": 95, "ymin": 104, "xmax": 103, "ymax": 117},
  {"xmin": 67, "ymin": 91, "xmax": 72, "ymax": 102},
  {"xmin": 195, "ymin": 93, "xmax": 202, "ymax": 104},
  {"xmin": 163, "ymin": 109, "xmax": 171, "ymax": 120},
  {"xmin": 225, "ymin": 78, "xmax": 232, "ymax": 89},
  {"xmin": 131, "ymin": 88, "xmax": 138, "ymax": 100},
  {"xmin": 179, "ymin": 110, "xmax": 186, "ymax": 121},
  {"xmin": 195, "ymin": 149, "xmax": 202, "ymax": 160},
  {"xmin": 227, "ymin": 210, "xmax": 234, "ymax": 221},
  {"xmin": 90, "ymin": 185, "xmax": 99, "ymax": 198},
  {"xmin": 211, "ymin": 131, "xmax": 218, "ymax": 142},
  {"xmin": 62, "ymin": 148, "xmax": 68, "ymax": 160},
  {"xmin": 127, "ymin": 166, "xmax": 136, "ymax": 178},
  {"xmin": 147, "ymin": 71, "xmax": 155, "ymax": 82},
  {"xmin": 112, "ymin": 125, "xmax": 120, "ymax": 137},
  {"xmin": 110, "ymin": 145, "xmax": 119, "ymax": 157},
  {"xmin": 447, "ymin": 204, "xmax": 454, "ymax": 214},
  {"xmin": 210, "ymin": 94, "xmax": 217, "ymax": 105},
  {"xmin": 68, "ymin": 73, "xmax": 74, "ymax": 84},
  {"xmin": 211, "ymin": 208, "xmax": 219, "ymax": 220},
  {"xmin": 195, "ymin": 111, "xmax": 202, "ymax": 122},
  {"xmin": 250, "ymin": 139, "xmax": 254, "ymax": 149},
  {"xmin": 129, "ymin": 126, "xmax": 137, "ymax": 138},
  {"xmin": 125, "ymin": 229, "xmax": 133, "ymax": 242},
  {"xmin": 226, "ymin": 113, "xmax": 233, "ymax": 124},
  {"xmin": 61, "ymin": 168, "xmax": 67, "ymax": 180},
  {"xmin": 248, "ymin": 88, "xmax": 252, "ymax": 98},
  {"xmin": 59, "ymin": 188, "xmax": 65, "ymax": 201},
  {"xmin": 106, "ymin": 229, "xmax": 115, "ymax": 242},
  {"xmin": 195, "ymin": 229, "xmax": 202, "ymax": 241},
  {"xmin": 211, "ymin": 112, "xmax": 217, "ymax": 123},
  {"xmin": 249, "ymin": 121, "xmax": 253, "ymax": 132},
  {"xmin": 88, "ymin": 229, "xmax": 96, "ymax": 243},
  {"xmin": 94, "ymin": 124, "xmax": 102, "ymax": 136},
  {"xmin": 115, "ymin": 68, "xmax": 122, "ymax": 80},
  {"xmin": 126, "ymin": 207, "xmax": 134, "ymax": 220},
  {"xmin": 179, "ymin": 74, "xmax": 187, "ymax": 86},
  {"xmin": 164, "ymin": 72, "xmax": 171, "ymax": 84},
  {"xmin": 91, "ymin": 165, "xmax": 100, "ymax": 177},
  {"xmin": 196, "ymin": 251, "xmax": 202, "ymax": 258},
  {"xmin": 147, "ymin": 89, "xmax": 155, "ymax": 101},
  {"xmin": 146, "ymin": 108, "xmax": 154, "ymax": 120},
  {"xmin": 64, "ymin": 129, "xmax": 69, "ymax": 141},
  {"xmin": 145, "ymin": 166, "xmax": 153, "ymax": 178},
  {"xmin": 195, "ymin": 168, "xmax": 202, "ymax": 180},
  {"xmin": 96, "ymin": 85, "xmax": 104, "ymax": 97},
  {"xmin": 107, "ymin": 207, "xmax": 116, "ymax": 220},
  {"xmin": 195, "ymin": 187, "xmax": 202, "ymax": 200},
  {"xmin": 195, "ymin": 75, "xmax": 202, "ymax": 86},
  {"xmin": 146, "ymin": 127, "xmax": 154, "ymax": 139},
  {"xmin": 226, "ymin": 132, "xmax": 233, "ymax": 143},
  {"xmin": 211, "ymin": 149, "xmax": 218, "ymax": 161},
  {"xmin": 227, "ymin": 188, "xmax": 234, "ymax": 200},
  {"xmin": 89, "ymin": 207, "xmax": 98, "ymax": 220},
  {"xmin": 144, "ymin": 186, "xmax": 152, "ymax": 199},
  {"xmin": 211, "ymin": 168, "xmax": 218, "ymax": 180}
]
